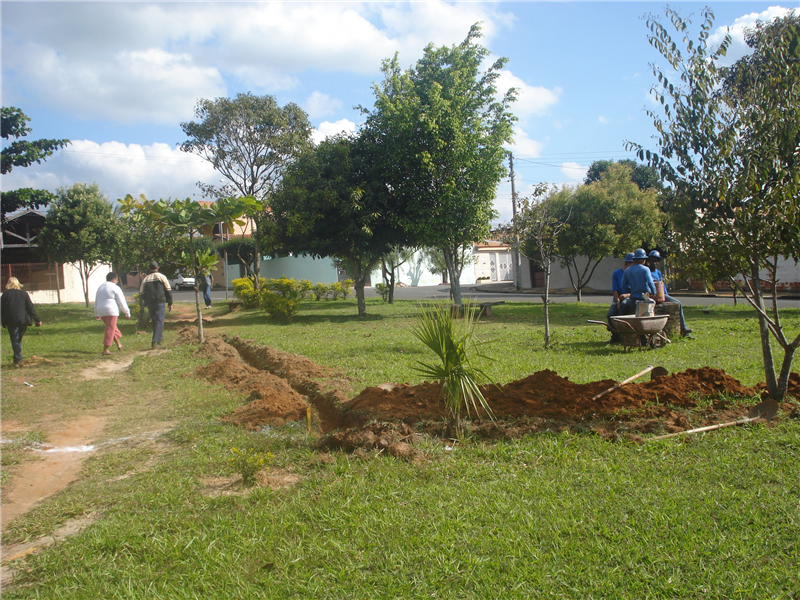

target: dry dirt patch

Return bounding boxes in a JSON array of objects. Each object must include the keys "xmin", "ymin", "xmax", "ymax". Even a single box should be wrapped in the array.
[{"xmin": 1, "ymin": 415, "xmax": 108, "ymax": 529}]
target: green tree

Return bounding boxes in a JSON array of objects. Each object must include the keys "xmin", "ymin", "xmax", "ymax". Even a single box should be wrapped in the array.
[
  {"xmin": 1, "ymin": 107, "xmax": 70, "ymax": 221},
  {"xmin": 37, "ymin": 183, "xmax": 119, "ymax": 307},
  {"xmin": 116, "ymin": 195, "xmax": 186, "ymax": 276},
  {"xmin": 629, "ymin": 8, "xmax": 800, "ymax": 400},
  {"xmin": 363, "ymin": 24, "xmax": 516, "ymax": 305},
  {"xmin": 180, "ymin": 93, "xmax": 312, "ymax": 288},
  {"xmin": 584, "ymin": 159, "xmax": 662, "ymax": 191},
  {"xmin": 553, "ymin": 164, "xmax": 663, "ymax": 302},
  {"xmin": 122, "ymin": 196, "xmax": 261, "ymax": 342},
  {"xmin": 272, "ymin": 135, "xmax": 400, "ymax": 316},
  {"xmin": 501, "ymin": 183, "xmax": 566, "ymax": 348},
  {"xmin": 380, "ymin": 246, "xmax": 416, "ymax": 303}
]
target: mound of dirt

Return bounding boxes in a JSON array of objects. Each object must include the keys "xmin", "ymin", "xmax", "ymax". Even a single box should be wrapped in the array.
[
  {"xmin": 198, "ymin": 358, "xmax": 308, "ymax": 430},
  {"xmin": 180, "ymin": 333, "xmax": 796, "ymax": 444},
  {"xmin": 344, "ymin": 367, "xmax": 757, "ymax": 424}
]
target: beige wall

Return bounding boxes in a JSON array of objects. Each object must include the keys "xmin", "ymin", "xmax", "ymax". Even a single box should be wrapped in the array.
[{"xmin": 28, "ymin": 263, "xmax": 111, "ymax": 304}]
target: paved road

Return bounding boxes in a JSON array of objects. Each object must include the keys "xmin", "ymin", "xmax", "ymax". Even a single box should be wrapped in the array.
[{"xmin": 168, "ymin": 284, "xmax": 799, "ymax": 308}]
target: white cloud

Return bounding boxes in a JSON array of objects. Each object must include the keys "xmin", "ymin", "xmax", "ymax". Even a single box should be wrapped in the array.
[
  {"xmin": 709, "ymin": 6, "xmax": 794, "ymax": 65},
  {"xmin": 598, "ymin": 116, "xmax": 609, "ymax": 124},
  {"xmin": 1, "ymin": 140, "xmax": 219, "ymax": 202},
  {"xmin": 505, "ymin": 127, "xmax": 544, "ymax": 159},
  {"xmin": 4, "ymin": 43, "xmax": 226, "ymax": 124},
  {"xmin": 305, "ymin": 92, "xmax": 343, "ymax": 119},
  {"xmin": 311, "ymin": 119, "xmax": 358, "ymax": 145},
  {"xmin": 2, "ymin": 1, "xmax": 510, "ymax": 125},
  {"xmin": 560, "ymin": 162, "xmax": 588, "ymax": 183},
  {"xmin": 496, "ymin": 70, "xmax": 561, "ymax": 120}
]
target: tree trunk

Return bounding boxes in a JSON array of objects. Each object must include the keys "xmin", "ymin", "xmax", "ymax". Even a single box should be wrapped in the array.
[
  {"xmin": 195, "ymin": 284, "xmax": 204, "ymax": 344},
  {"xmin": 355, "ymin": 280, "xmax": 367, "ymax": 316},
  {"xmin": 776, "ymin": 347, "xmax": 796, "ymax": 401},
  {"xmin": 543, "ymin": 264, "xmax": 552, "ymax": 349},
  {"xmin": 54, "ymin": 262, "xmax": 62, "ymax": 304},
  {"xmin": 79, "ymin": 261, "xmax": 90, "ymax": 307},
  {"xmin": 751, "ymin": 263, "xmax": 778, "ymax": 397},
  {"xmin": 443, "ymin": 247, "xmax": 462, "ymax": 306},
  {"xmin": 252, "ymin": 239, "xmax": 262, "ymax": 290}
]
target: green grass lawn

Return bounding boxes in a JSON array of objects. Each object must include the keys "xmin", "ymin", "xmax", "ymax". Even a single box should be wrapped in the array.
[{"xmin": 2, "ymin": 299, "xmax": 799, "ymax": 599}]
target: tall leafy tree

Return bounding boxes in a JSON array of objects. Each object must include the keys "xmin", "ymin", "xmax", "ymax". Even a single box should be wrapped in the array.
[
  {"xmin": 180, "ymin": 93, "xmax": 312, "ymax": 288},
  {"xmin": 629, "ymin": 8, "xmax": 800, "ymax": 400},
  {"xmin": 272, "ymin": 134, "xmax": 400, "ymax": 316},
  {"xmin": 553, "ymin": 164, "xmax": 662, "ymax": 302},
  {"xmin": 1, "ymin": 107, "xmax": 69, "ymax": 221},
  {"xmin": 37, "ymin": 183, "xmax": 119, "ymax": 307},
  {"xmin": 363, "ymin": 24, "xmax": 516, "ymax": 305},
  {"xmin": 584, "ymin": 159, "xmax": 662, "ymax": 192}
]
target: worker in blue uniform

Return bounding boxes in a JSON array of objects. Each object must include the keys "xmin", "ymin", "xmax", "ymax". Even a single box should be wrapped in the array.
[
  {"xmin": 620, "ymin": 248, "xmax": 656, "ymax": 315},
  {"xmin": 607, "ymin": 252, "xmax": 634, "ymax": 343},
  {"xmin": 647, "ymin": 250, "xmax": 693, "ymax": 338}
]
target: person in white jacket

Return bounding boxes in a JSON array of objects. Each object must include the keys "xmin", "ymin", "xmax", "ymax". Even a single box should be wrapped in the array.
[{"xmin": 94, "ymin": 272, "xmax": 131, "ymax": 355}]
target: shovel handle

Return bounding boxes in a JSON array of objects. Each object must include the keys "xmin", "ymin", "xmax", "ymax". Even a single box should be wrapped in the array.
[{"xmin": 591, "ymin": 366, "xmax": 655, "ymax": 401}]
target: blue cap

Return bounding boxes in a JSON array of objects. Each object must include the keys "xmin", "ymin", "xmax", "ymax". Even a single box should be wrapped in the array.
[
  {"xmin": 624, "ymin": 253, "xmax": 635, "ymax": 262},
  {"xmin": 649, "ymin": 250, "xmax": 661, "ymax": 259},
  {"xmin": 633, "ymin": 248, "xmax": 648, "ymax": 260}
]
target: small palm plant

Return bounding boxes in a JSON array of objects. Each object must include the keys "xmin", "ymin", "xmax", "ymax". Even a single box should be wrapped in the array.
[{"xmin": 411, "ymin": 303, "xmax": 495, "ymax": 438}]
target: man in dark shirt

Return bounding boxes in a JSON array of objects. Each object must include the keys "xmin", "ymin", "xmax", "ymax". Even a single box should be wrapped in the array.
[{"xmin": 138, "ymin": 261, "xmax": 173, "ymax": 348}]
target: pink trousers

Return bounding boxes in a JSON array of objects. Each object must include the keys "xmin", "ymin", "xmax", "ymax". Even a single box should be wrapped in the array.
[{"xmin": 101, "ymin": 316, "xmax": 122, "ymax": 347}]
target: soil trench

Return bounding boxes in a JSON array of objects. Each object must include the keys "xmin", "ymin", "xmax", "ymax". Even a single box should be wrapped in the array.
[{"xmin": 192, "ymin": 331, "xmax": 800, "ymax": 441}]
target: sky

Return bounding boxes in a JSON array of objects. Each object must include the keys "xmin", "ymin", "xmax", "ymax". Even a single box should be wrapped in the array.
[{"xmin": 1, "ymin": 1, "xmax": 794, "ymax": 225}]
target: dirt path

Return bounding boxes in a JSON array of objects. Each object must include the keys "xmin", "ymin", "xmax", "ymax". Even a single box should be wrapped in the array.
[{"xmin": 1, "ymin": 415, "xmax": 107, "ymax": 529}]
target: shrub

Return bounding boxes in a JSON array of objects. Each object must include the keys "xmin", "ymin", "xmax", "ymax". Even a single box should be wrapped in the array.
[
  {"xmin": 231, "ymin": 277, "xmax": 263, "ymax": 309},
  {"xmin": 374, "ymin": 283, "xmax": 390, "ymax": 302},
  {"xmin": 340, "ymin": 279, "xmax": 354, "ymax": 299},
  {"xmin": 297, "ymin": 279, "xmax": 313, "ymax": 299},
  {"xmin": 265, "ymin": 276, "xmax": 301, "ymax": 298},
  {"xmin": 260, "ymin": 290, "xmax": 300, "ymax": 323},
  {"xmin": 228, "ymin": 447, "xmax": 274, "ymax": 486},
  {"xmin": 312, "ymin": 283, "xmax": 329, "ymax": 301}
]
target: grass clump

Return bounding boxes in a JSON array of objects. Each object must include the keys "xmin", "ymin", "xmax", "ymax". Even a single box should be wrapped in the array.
[{"xmin": 228, "ymin": 447, "xmax": 274, "ymax": 486}]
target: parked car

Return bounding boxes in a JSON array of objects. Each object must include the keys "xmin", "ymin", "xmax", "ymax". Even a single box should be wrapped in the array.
[{"xmin": 170, "ymin": 274, "xmax": 196, "ymax": 291}]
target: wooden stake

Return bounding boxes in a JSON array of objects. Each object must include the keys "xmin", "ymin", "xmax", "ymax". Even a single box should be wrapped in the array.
[{"xmin": 306, "ymin": 407, "xmax": 312, "ymax": 433}]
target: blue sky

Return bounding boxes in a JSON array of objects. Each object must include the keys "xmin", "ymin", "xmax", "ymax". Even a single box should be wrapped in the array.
[{"xmin": 2, "ymin": 1, "xmax": 793, "ymax": 224}]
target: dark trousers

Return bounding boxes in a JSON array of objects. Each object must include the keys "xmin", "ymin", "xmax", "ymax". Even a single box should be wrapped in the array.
[
  {"xmin": 147, "ymin": 303, "xmax": 166, "ymax": 346},
  {"xmin": 6, "ymin": 325, "xmax": 28, "ymax": 364},
  {"xmin": 202, "ymin": 284, "xmax": 212, "ymax": 308}
]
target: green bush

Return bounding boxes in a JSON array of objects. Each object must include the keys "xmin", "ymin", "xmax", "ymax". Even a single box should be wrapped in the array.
[
  {"xmin": 297, "ymin": 279, "xmax": 313, "ymax": 299},
  {"xmin": 265, "ymin": 276, "xmax": 301, "ymax": 298},
  {"xmin": 260, "ymin": 290, "xmax": 300, "ymax": 323},
  {"xmin": 231, "ymin": 277, "xmax": 264, "ymax": 309},
  {"xmin": 374, "ymin": 282, "xmax": 390, "ymax": 302},
  {"xmin": 312, "ymin": 283, "xmax": 329, "ymax": 301},
  {"xmin": 228, "ymin": 447, "xmax": 274, "ymax": 486},
  {"xmin": 340, "ymin": 279, "xmax": 354, "ymax": 299}
]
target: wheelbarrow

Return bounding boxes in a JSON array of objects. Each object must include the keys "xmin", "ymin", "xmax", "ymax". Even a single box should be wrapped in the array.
[{"xmin": 610, "ymin": 314, "xmax": 670, "ymax": 351}]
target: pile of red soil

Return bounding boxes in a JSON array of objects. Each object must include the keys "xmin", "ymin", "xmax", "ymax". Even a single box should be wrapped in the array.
[{"xmin": 189, "ymin": 333, "xmax": 797, "ymax": 446}]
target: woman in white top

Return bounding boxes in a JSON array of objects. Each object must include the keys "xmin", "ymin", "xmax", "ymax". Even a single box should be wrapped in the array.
[{"xmin": 94, "ymin": 272, "xmax": 131, "ymax": 355}]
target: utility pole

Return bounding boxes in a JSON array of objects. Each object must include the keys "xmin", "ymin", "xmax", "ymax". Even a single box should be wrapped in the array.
[{"xmin": 509, "ymin": 153, "xmax": 522, "ymax": 291}]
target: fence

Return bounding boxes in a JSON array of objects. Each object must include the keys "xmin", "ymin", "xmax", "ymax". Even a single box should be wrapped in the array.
[{"xmin": 1, "ymin": 263, "xmax": 64, "ymax": 291}]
